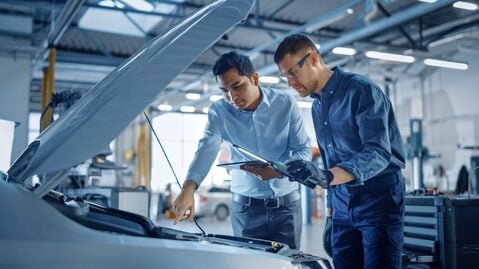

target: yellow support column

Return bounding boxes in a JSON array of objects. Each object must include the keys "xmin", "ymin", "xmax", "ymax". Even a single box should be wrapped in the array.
[
  {"xmin": 134, "ymin": 123, "xmax": 151, "ymax": 191},
  {"xmin": 40, "ymin": 47, "xmax": 56, "ymax": 131}
]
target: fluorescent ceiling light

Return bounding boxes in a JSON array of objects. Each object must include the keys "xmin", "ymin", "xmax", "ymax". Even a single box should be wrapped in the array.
[
  {"xmin": 259, "ymin": 76, "xmax": 280, "ymax": 84},
  {"xmin": 209, "ymin": 95, "xmax": 222, "ymax": 102},
  {"xmin": 158, "ymin": 104, "xmax": 172, "ymax": 111},
  {"xmin": 423, "ymin": 58, "xmax": 468, "ymax": 70},
  {"xmin": 122, "ymin": 0, "xmax": 154, "ymax": 11},
  {"xmin": 297, "ymin": 101, "xmax": 312, "ymax": 109},
  {"xmin": 185, "ymin": 93, "xmax": 201, "ymax": 100},
  {"xmin": 180, "ymin": 106, "xmax": 195, "ymax": 113},
  {"xmin": 453, "ymin": 1, "xmax": 478, "ymax": 10},
  {"xmin": 99, "ymin": 0, "xmax": 115, "ymax": 7},
  {"xmin": 332, "ymin": 47, "xmax": 356, "ymax": 56},
  {"xmin": 202, "ymin": 107, "xmax": 209, "ymax": 114},
  {"xmin": 365, "ymin": 51, "xmax": 415, "ymax": 63},
  {"xmin": 417, "ymin": 0, "xmax": 437, "ymax": 3}
]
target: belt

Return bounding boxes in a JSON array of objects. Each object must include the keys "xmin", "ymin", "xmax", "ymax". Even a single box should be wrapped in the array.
[
  {"xmin": 232, "ymin": 190, "xmax": 300, "ymax": 209},
  {"xmin": 338, "ymin": 171, "xmax": 401, "ymax": 195}
]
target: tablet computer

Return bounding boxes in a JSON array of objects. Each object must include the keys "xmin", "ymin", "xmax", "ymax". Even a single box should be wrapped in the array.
[
  {"xmin": 217, "ymin": 144, "xmax": 291, "ymax": 177},
  {"xmin": 216, "ymin": 160, "xmax": 270, "ymax": 169}
]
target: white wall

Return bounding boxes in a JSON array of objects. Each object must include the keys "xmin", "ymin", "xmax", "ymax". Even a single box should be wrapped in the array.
[
  {"xmin": 393, "ymin": 49, "xmax": 479, "ymax": 191},
  {"xmin": 151, "ymin": 113, "xmax": 230, "ymax": 192},
  {"xmin": 0, "ymin": 36, "xmax": 32, "ymax": 163}
]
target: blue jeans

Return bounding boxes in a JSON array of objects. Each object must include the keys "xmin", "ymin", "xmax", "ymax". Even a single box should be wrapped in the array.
[
  {"xmin": 332, "ymin": 172, "xmax": 405, "ymax": 269},
  {"xmin": 230, "ymin": 191, "xmax": 302, "ymax": 249}
]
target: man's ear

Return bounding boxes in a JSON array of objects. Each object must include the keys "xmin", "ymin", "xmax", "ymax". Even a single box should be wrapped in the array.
[
  {"xmin": 251, "ymin": 72, "xmax": 259, "ymax": 86},
  {"xmin": 311, "ymin": 51, "xmax": 323, "ymax": 67}
]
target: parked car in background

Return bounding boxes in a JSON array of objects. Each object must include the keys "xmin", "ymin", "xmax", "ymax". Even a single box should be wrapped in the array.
[{"xmin": 197, "ymin": 185, "xmax": 232, "ymax": 221}]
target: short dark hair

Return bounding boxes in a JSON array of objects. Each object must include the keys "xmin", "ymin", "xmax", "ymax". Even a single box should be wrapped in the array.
[
  {"xmin": 274, "ymin": 34, "xmax": 318, "ymax": 64},
  {"xmin": 212, "ymin": 51, "xmax": 255, "ymax": 78}
]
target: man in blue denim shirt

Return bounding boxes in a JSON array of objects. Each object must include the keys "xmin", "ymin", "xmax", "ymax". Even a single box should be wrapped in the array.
[
  {"xmin": 174, "ymin": 51, "xmax": 311, "ymax": 249},
  {"xmin": 274, "ymin": 34, "xmax": 406, "ymax": 268}
]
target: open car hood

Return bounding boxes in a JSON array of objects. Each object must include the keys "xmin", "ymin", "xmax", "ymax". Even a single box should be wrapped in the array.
[
  {"xmin": 8, "ymin": 0, "xmax": 253, "ymax": 186},
  {"xmin": 0, "ymin": 179, "xmax": 331, "ymax": 268}
]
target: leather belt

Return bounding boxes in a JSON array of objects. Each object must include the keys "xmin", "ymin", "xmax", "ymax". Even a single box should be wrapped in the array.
[{"xmin": 232, "ymin": 190, "xmax": 300, "ymax": 209}]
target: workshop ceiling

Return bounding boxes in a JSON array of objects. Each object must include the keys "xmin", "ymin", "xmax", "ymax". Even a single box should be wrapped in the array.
[{"xmin": 0, "ymin": 0, "xmax": 478, "ymax": 114}]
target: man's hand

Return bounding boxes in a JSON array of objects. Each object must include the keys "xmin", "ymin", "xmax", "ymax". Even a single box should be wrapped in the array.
[
  {"xmin": 240, "ymin": 164, "xmax": 282, "ymax": 180},
  {"xmin": 173, "ymin": 180, "xmax": 197, "ymax": 224},
  {"xmin": 285, "ymin": 160, "xmax": 333, "ymax": 189}
]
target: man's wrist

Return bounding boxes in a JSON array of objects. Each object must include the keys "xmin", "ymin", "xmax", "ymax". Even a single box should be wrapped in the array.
[{"xmin": 182, "ymin": 180, "xmax": 198, "ymax": 193}]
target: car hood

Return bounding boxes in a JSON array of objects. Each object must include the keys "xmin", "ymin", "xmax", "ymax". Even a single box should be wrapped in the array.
[{"xmin": 7, "ymin": 0, "xmax": 254, "ymax": 188}]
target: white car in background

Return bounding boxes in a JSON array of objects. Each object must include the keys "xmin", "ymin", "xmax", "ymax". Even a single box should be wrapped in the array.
[{"xmin": 197, "ymin": 185, "xmax": 232, "ymax": 221}]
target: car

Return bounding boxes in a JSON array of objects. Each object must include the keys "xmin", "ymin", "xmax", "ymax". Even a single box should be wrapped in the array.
[
  {"xmin": 0, "ymin": 1, "xmax": 331, "ymax": 268},
  {"xmin": 197, "ymin": 185, "xmax": 232, "ymax": 221}
]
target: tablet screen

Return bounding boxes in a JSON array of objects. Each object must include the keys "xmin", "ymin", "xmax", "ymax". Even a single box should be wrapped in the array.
[{"xmin": 216, "ymin": 160, "xmax": 269, "ymax": 169}]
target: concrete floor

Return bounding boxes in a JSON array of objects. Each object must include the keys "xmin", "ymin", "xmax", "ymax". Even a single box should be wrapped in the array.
[{"xmin": 155, "ymin": 215, "xmax": 332, "ymax": 264}]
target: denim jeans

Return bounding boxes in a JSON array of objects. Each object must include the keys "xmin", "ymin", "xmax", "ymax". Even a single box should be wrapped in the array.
[
  {"xmin": 230, "ymin": 191, "xmax": 302, "ymax": 249},
  {"xmin": 332, "ymin": 172, "xmax": 405, "ymax": 269}
]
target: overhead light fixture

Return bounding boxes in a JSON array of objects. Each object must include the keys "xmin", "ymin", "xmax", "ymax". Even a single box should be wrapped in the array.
[
  {"xmin": 99, "ymin": 0, "xmax": 115, "ymax": 7},
  {"xmin": 332, "ymin": 47, "xmax": 357, "ymax": 56},
  {"xmin": 209, "ymin": 95, "xmax": 222, "ymax": 102},
  {"xmin": 453, "ymin": 1, "xmax": 478, "ymax": 10},
  {"xmin": 297, "ymin": 101, "xmax": 312, "ymax": 109},
  {"xmin": 185, "ymin": 93, "xmax": 201, "ymax": 100},
  {"xmin": 121, "ymin": 0, "xmax": 154, "ymax": 11},
  {"xmin": 180, "ymin": 106, "xmax": 195, "ymax": 113},
  {"xmin": 365, "ymin": 51, "xmax": 415, "ymax": 63},
  {"xmin": 202, "ymin": 107, "xmax": 209, "ymax": 114},
  {"xmin": 259, "ymin": 76, "xmax": 280, "ymax": 84},
  {"xmin": 423, "ymin": 58, "xmax": 468, "ymax": 70},
  {"xmin": 158, "ymin": 104, "xmax": 172, "ymax": 111},
  {"xmin": 417, "ymin": 0, "xmax": 437, "ymax": 3}
]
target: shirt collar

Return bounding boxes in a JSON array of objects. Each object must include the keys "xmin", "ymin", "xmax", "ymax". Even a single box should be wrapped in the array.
[
  {"xmin": 259, "ymin": 86, "xmax": 271, "ymax": 108},
  {"xmin": 232, "ymin": 86, "xmax": 269, "ymax": 115},
  {"xmin": 310, "ymin": 66, "xmax": 342, "ymax": 100}
]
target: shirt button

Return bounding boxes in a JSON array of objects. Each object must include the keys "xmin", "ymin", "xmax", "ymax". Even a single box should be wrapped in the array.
[
  {"xmin": 328, "ymin": 144, "xmax": 332, "ymax": 147},
  {"xmin": 330, "ymin": 91, "xmax": 333, "ymax": 94},
  {"xmin": 324, "ymin": 121, "xmax": 328, "ymax": 125}
]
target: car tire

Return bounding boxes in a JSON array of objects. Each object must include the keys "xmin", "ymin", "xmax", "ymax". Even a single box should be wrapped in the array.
[{"xmin": 215, "ymin": 204, "xmax": 229, "ymax": 221}]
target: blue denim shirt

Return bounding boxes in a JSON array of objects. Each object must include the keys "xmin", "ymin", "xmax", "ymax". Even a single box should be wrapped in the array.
[
  {"xmin": 311, "ymin": 67, "xmax": 405, "ymax": 204},
  {"xmin": 186, "ymin": 86, "xmax": 311, "ymax": 199}
]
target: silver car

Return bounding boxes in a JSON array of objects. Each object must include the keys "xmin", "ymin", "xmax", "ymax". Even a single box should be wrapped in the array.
[
  {"xmin": 197, "ymin": 186, "xmax": 232, "ymax": 221},
  {"xmin": 0, "ymin": 1, "xmax": 330, "ymax": 268}
]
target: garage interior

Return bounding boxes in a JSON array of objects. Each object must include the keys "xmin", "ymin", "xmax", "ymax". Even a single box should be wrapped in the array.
[{"xmin": 1, "ymin": 0, "xmax": 479, "ymax": 268}]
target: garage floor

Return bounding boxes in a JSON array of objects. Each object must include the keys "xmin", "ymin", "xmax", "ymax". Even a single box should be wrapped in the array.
[{"xmin": 155, "ymin": 216, "xmax": 331, "ymax": 262}]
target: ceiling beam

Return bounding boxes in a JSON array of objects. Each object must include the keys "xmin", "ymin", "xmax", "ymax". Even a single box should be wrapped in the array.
[{"xmin": 257, "ymin": 0, "xmax": 456, "ymax": 75}]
